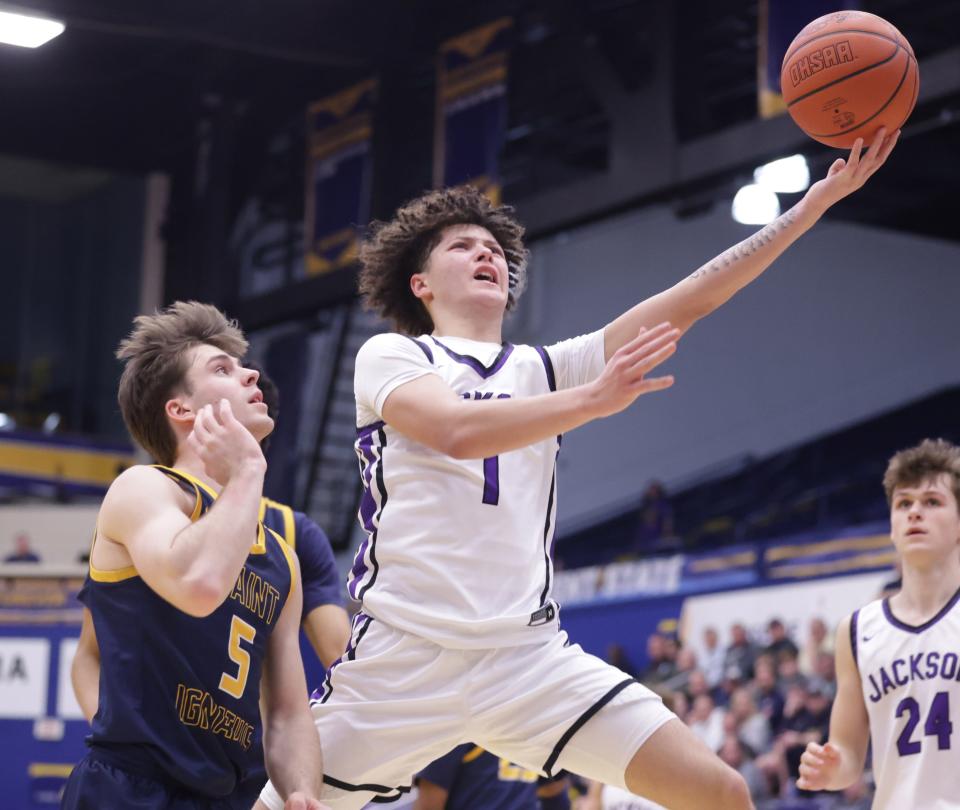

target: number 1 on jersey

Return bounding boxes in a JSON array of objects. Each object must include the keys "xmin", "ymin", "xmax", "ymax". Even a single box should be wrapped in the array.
[{"xmin": 482, "ymin": 456, "xmax": 500, "ymax": 505}]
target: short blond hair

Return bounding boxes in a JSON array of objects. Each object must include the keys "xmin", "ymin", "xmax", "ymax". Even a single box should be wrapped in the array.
[
  {"xmin": 116, "ymin": 301, "xmax": 247, "ymax": 465},
  {"xmin": 883, "ymin": 439, "xmax": 960, "ymax": 511}
]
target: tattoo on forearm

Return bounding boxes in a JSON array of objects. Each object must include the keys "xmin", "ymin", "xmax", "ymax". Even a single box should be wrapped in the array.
[{"xmin": 689, "ymin": 208, "xmax": 799, "ymax": 279}]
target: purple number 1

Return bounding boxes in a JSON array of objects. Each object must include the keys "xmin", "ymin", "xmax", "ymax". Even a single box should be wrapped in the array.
[
  {"xmin": 480, "ymin": 394, "xmax": 510, "ymax": 506},
  {"xmin": 482, "ymin": 457, "xmax": 499, "ymax": 505}
]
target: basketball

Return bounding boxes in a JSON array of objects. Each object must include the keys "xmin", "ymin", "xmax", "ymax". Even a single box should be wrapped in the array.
[{"xmin": 780, "ymin": 10, "xmax": 919, "ymax": 148}]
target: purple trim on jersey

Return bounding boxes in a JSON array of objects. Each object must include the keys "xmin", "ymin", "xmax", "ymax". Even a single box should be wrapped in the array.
[
  {"xmin": 404, "ymin": 336, "xmax": 434, "ymax": 363},
  {"xmin": 534, "ymin": 346, "xmax": 557, "ymax": 392},
  {"xmin": 850, "ymin": 609, "xmax": 860, "ymax": 671},
  {"xmin": 538, "ymin": 460, "xmax": 558, "ymax": 607},
  {"xmin": 881, "ymin": 584, "xmax": 960, "ymax": 634},
  {"xmin": 429, "ymin": 337, "xmax": 514, "ymax": 378},
  {"xmin": 482, "ymin": 456, "xmax": 500, "ymax": 505},
  {"xmin": 313, "ymin": 612, "xmax": 373, "ymax": 705},
  {"xmin": 349, "ymin": 426, "xmax": 387, "ymax": 602}
]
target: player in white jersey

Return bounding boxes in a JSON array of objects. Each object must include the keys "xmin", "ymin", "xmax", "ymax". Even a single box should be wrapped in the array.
[
  {"xmin": 797, "ymin": 439, "xmax": 960, "ymax": 809},
  {"xmin": 257, "ymin": 128, "xmax": 898, "ymax": 810}
]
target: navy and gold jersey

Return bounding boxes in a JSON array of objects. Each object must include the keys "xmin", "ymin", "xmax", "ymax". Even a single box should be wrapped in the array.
[
  {"xmin": 260, "ymin": 497, "xmax": 343, "ymax": 616},
  {"xmin": 77, "ymin": 466, "xmax": 296, "ymax": 799},
  {"xmin": 418, "ymin": 745, "xmax": 569, "ymax": 810}
]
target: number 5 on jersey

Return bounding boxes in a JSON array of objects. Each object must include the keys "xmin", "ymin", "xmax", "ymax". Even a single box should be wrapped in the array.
[{"xmin": 219, "ymin": 615, "xmax": 256, "ymax": 699}]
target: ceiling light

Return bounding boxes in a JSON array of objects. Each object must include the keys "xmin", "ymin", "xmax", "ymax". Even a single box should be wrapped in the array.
[
  {"xmin": 732, "ymin": 184, "xmax": 780, "ymax": 225},
  {"xmin": 0, "ymin": 9, "xmax": 65, "ymax": 48},
  {"xmin": 753, "ymin": 154, "xmax": 810, "ymax": 193}
]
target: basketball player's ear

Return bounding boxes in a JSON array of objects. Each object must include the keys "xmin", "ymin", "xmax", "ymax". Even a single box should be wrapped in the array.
[
  {"xmin": 410, "ymin": 272, "xmax": 433, "ymax": 303},
  {"xmin": 165, "ymin": 396, "xmax": 194, "ymax": 428}
]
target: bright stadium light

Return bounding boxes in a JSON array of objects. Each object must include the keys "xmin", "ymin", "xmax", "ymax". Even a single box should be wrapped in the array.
[
  {"xmin": 732, "ymin": 183, "xmax": 780, "ymax": 225},
  {"xmin": 753, "ymin": 154, "xmax": 810, "ymax": 193},
  {"xmin": 0, "ymin": 9, "xmax": 65, "ymax": 48}
]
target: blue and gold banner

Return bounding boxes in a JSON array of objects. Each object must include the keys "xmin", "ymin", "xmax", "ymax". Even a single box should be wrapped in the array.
[
  {"xmin": 758, "ymin": 0, "xmax": 855, "ymax": 118},
  {"xmin": 305, "ymin": 78, "xmax": 377, "ymax": 276},
  {"xmin": 0, "ymin": 432, "xmax": 134, "ymax": 496},
  {"xmin": 435, "ymin": 18, "xmax": 512, "ymax": 201}
]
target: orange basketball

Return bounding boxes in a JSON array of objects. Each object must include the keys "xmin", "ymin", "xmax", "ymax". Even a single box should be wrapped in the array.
[{"xmin": 780, "ymin": 10, "xmax": 919, "ymax": 148}]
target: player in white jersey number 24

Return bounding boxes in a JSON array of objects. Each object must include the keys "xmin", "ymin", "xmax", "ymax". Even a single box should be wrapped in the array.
[
  {"xmin": 256, "ymin": 129, "xmax": 898, "ymax": 810},
  {"xmin": 798, "ymin": 439, "xmax": 960, "ymax": 809}
]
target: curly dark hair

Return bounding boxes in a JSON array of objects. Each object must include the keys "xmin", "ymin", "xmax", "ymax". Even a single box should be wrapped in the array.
[{"xmin": 358, "ymin": 186, "xmax": 529, "ymax": 335}]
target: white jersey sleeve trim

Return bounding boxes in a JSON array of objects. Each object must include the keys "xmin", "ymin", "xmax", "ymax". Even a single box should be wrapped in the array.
[
  {"xmin": 354, "ymin": 333, "xmax": 439, "ymax": 426},
  {"xmin": 544, "ymin": 329, "xmax": 606, "ymax": 390}
]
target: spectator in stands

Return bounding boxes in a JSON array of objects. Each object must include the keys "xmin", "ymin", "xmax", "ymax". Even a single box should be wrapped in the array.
[
  {"xmin": 727, "ymin": 688, "xmax": 771, "ymax": 756},
  {"xmin": 758, "ymin": 680, "xmax": 830, "ymax": 797},
  {"xmin": 798, "ymin": 616, "xmax": 833, "ymax": 677},
  {"xmin": 762, "ymin": 618, "xmax": 798, "ymax": 660},
  {"xmin": 700, "ymin": 626, "xmax": 726, "ymax": 688},
  {"xmin": 688, "ymin": 693, "xmax": 725, "ymax": 752},
  {"xmin": 640, "ymin": 632, "xmax": 676, "ymax": 684},
  {"xmin": 723, "ymin": 623, "xmax": 760, "ymax": 681},
  {"xmin": 606, "ymin": 643, "xmax": 637, "ymax": 678},
  {"xmin": 632, "ymin": 480, "xmax": 674, "ymax": 553},
  {"xmin": 661, "ymin": 646, "xmax": 697, "ymax": 694},
  {"xmin": 4, "ymin": 532, "xmax": 40, "ymax": 563},
  {"xmin": 813, "ymin": 651, "xmax": 836, "ymax": 697},
  {"xmin": 775, "ymin": 648, "xmax": 806, "ymax": 692},
  {"xmin": 750, "ymin": 655, "xmax": 784, "ymax": 733},
  {"xmin": 717, "ymin": 735, "xmax": 768, "ymax": 802}
]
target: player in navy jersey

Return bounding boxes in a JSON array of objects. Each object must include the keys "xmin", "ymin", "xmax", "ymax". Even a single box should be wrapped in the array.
[
  {"xmin": 415, "ymin": 745, "xmax": 569, "ymax": 810},
  {"xmin": 259, "ymin": 130, "xmax": 898, "ymax": 810},
  {"xmin": 63, "ymin": 302, "xmax": 324, "ymax": 810},
  {"xmin": 798, "ymin": 439, "xmax": 960, "ymax": 809}
]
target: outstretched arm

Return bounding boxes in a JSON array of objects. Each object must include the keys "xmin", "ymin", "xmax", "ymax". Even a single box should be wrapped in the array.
[
  {"xmin": 796, "ymin": 615, "xmax": 870, "ymax": 792},
  {"xmin": 603, "ymin": 128, "xmax": 900, "ymax": 360}
]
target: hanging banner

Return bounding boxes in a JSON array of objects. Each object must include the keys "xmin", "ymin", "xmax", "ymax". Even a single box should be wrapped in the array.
[
  {"xmin": 435, "ymin": 18, "xmax": 512, "ymax": 201},
  {"xmin": 305, "ymin": 79, "xmax": 377, "ymax": 276},
  {"xmin": 758, "ymin": 0, "xmax": 856, "ymax": 119}
]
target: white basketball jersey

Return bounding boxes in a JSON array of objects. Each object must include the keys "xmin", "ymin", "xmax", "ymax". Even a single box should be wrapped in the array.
[
  {"xmin": 853, "ymin": 589, "xmax": 960, "ymax": 810},
  {"xmin": 349, "ymin": 330, "xmax": 605, "ymax": 648}
]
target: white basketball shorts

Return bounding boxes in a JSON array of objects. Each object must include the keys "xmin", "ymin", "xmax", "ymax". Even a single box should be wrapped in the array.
[{"xmin": 259, "ymin": 613, "xmax": 674, "ymax": 809}]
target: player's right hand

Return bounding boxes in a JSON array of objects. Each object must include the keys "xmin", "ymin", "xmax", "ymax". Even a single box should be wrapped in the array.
[
  {"xmin": 586, "ymin": 322, "xmax": 679, "ymax": 417},
  {"xmin": 186, "ymin": 399, "xmax": 266, "ymax": 485},
  {"xmin": 797, "ymin": 741, "xmax": 841, "ymax": 791}
]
